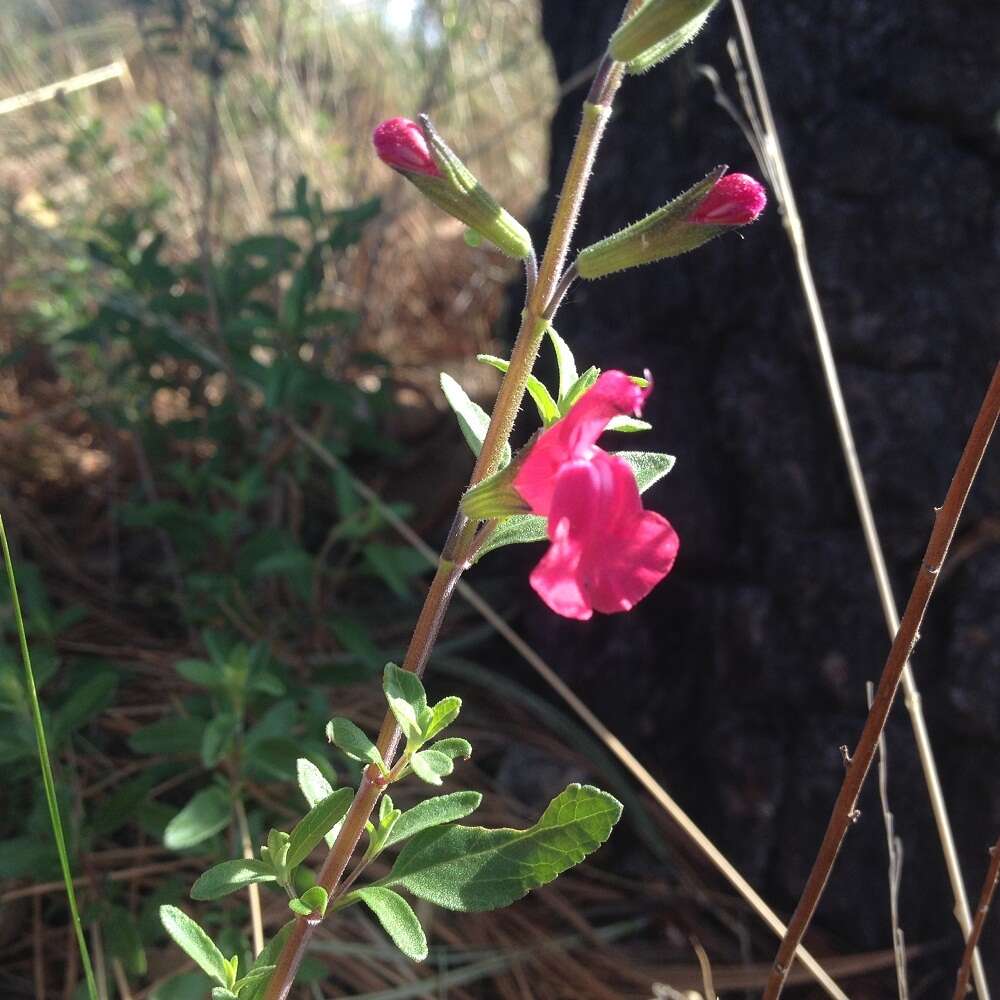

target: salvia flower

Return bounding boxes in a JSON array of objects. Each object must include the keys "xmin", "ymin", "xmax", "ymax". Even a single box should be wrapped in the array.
[
  {"xmin": 513, "ymin": 371, "xmax": 679, "ymax": 620},
  {"xmin": 576, "ymin": 167, "xmax": 766, "ymax": 279},
  {"xmin": 372, "ymin": 115, "xmax": 533, "ymax": 259}
]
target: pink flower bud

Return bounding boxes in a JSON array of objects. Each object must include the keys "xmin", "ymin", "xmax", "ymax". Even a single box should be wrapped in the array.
[
  {"xmin": 687, "ymin": 172, "xmax": 766, "ymax": 225},
  {"xmin": 372, "ymin": 117, "xmax": 441, "ymax": 177}
]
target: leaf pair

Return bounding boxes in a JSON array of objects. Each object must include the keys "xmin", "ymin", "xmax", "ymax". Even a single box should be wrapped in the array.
[{"xmin": 339, "ymin": 784, "xmax": 623, "ymax": 961}]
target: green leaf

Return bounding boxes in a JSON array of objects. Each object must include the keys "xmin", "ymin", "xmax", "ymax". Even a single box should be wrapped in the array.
[
  {"xmin": 159, "ymin": 905, "xmax": 230, "ymax": 987},
  {"xmin": 129, "ymin": 716, "xmax": 207, "ymax": 755},
  {"xmin": 409, "ymin": 749, "xmax": 453, "ymax": 786},
  {"xmin": 201, "ymin": 712, "xmax": 237, "ymax": 767},
  {"xmin": 263, "ymin": 829, "xmax": 291, "ymax": 874},
  {"xmin": 190, "ymin": 859, "xmax": 276, "ymax": 901},
  {"xmin": 422, "ymin": 696, "xmax": 461, "ymax": 742},
  {"xmin": 231, "ymin": 965, "xmax": 276, "ymax": 995},
  {"xmin": 474, "ymin": 451, "xmax": 675, "ymax": 561},
  {"xmin": 296, "ymin": 758, "xmax": 338, "ymax": 846},
  {"xmin": 559, "ymin": 365, "xmax": 600, "ymax": 412},
  {"xmin": 174, "ymin": 658, "xmax": 219, "ymax": 687},
  {"xmin": 615, "ymin": 450, "xmax": 676, "ymax": 491},
  {"xmin": 286, "ymin": 788, "xmax": 354, "ymax": 869},
  {"xmin": 326, "ymin": 718, "xmax": 385, "ymax": 771},
  {"xmin": 289, "ymin": 885, "xmax": 328, "ymax": 918},
  {"xmin": 52, "ymin": 672, "xmax": 117, "ymax": 744},
  {"xmin": 605, "ymin": 415, "xmax": 651, "ymax": 433},
  {"xmin": 211, "ymin": 989, "xmax": 238, "ymax": 1000},
  {"xmin": 383, "ymin": 663, "xmax": 427, "ymax": 742},
  {"xmin": 547, "ymin": 326, "xmax": 578, "ymax": 404},
  {"xmin": 381, "ymin": 784, "xmax": 621, "ymax": 911},
  {"xmin": 164, "ymin": 787, "xmax": 231, "ymax": 850},
  {"xmin": 89, "ymin": 774, "xmax": 154, "ymax": 837},
  {"xmin": 384, "ymin": 790, "xmax": 482, "ymax": 850},
  {"xmin": 474, "ymin": 513, "xmax": 548, "ymax": 560},
  {"xmin": 348, "ymin": 887, "xmax": 427, "ymax": 961},
  {"xmin": 429, "ymin": 737, "xmax": 471, "ymax": 761},
  {"xmin": 439, "ymin": 372, "xmax": 511, "ymax": 467},
  {"xmin": 477, "ymin": 355, "xmax": 560, "ymax": 425}
]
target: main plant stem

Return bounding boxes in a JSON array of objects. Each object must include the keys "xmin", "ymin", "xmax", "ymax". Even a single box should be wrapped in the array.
[
  {"xmin": 763, "ymin": 361, "xmax": 1000, "ymax": 999},
  {"xmin": 263, "ymin": 14, "xmax": 640, "ymax": 997}
]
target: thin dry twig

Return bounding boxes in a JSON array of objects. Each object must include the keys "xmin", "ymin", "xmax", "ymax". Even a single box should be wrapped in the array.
[
  {"xmin": 692, "ymin": 936, "xmax": 717, "ymax": 1000},
  {"xmin": 953, "ymin": 836, "xmax": 1000, "ymax": 1000},
  {"xmin": 234, "ymin": 795, "xmax": 265, "ymax": 957},
  {"xmin": 868, "ymin": 681, "xmax": 909, "ymax": 1000},
  {"xmin": 764, "ymin": 362, "xmax": 1000, "ymax": 998}
]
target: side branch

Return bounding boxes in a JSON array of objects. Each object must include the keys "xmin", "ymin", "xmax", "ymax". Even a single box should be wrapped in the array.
[{"xmin": 764, "ymin": 361, "xmax": 1000, "ymax": 999}]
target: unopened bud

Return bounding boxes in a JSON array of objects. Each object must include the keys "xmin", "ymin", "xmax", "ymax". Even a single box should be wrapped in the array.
[
  {"xmin": 372, "ymin": 115, "xmax": 533, "ymax": 260},
  {"xmin": 373, "ymin": 117, "xmax": 441, "ymax": 176},
  {"xmin": 622, "ymin": 5, "xmax": 715, "ymax": 74},
  {"xmin": 610, "ymin": 0, "xmax": 719, "ymax": 68},
  {"xmin": 577, "ymin": 167, "xmax": 766, "ymax": 279},
  {"xmin": 687, "ymin": 172, "xmax": 767, "ymax": 225}
]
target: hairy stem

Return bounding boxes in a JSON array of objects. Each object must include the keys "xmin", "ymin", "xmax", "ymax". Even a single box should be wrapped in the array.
[
  {"xmin": 263, "ymin": 14, "xmax": 639, "ymax": 998},
  {"xmin": 764, "ymin": 362, "xmax": 1000, "ymax": 999}
]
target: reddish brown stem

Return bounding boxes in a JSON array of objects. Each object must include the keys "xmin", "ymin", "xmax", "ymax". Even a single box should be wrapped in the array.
[
  {"xmin": 764, "ymin": 361, "xmax": 1000, "ymax": 999},
  {"xmin": 953, "ymin": 836, "xmax": 1000, "ymax": 1000},
  {"xmin": 264, "ymin": 561, "xmax": 460, "ymax": 999}
]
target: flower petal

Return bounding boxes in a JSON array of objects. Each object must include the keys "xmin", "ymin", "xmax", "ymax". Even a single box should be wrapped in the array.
[
  {"xmin": 528, "ymin": 452, "xmax": 678, "ymax": 619},
  {"xmin": 514, "ymin": 370, "xmax": 650, "ymax": 516}
]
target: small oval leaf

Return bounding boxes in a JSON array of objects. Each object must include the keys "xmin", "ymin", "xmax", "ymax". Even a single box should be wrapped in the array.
[
  {"xmin": 350, "ymin": 887, "xmax": 427, "ymax": 961},
  {"xmin": 190, "ymin": 859, "xmax": 276, "ymax": 901},
  {"xmin": 159, "ymin": 905, "xmax": 230, "ymax": 987}
]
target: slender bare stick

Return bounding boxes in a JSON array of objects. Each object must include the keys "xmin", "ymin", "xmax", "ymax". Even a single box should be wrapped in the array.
[
  {"xmin": 869, "ymin": 682, "xmax": 908, "ymax": 1000},
  {"xmin": 727, "ymin": 4, "xmax": 990, "ymax": 994},
  {"xmin": 764, "ymin": 362, "xmax": 1000, "ymax": 998},
  {"xmin": 953, "ymin": 836, "xmax": 1000, "ymax": 1000},
  {"xmin": 234, "ymin": 797, "xmax": 265, "ymax": 957}
]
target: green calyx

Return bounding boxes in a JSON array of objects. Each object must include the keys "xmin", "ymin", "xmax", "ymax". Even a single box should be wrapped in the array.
[
  {"xmin": 610, "ymin": 0, "xmax": 719, "ymax": 68},
  {"xmin": 576, "ymin": 166, "xmax": 725, "ymax": 279},
  {"xmin": 460, "ymin": 463, "xmax": 531, "ymax": 522},
  {"xmin": 407, "ymin": 116, "xmax": 533, "ymax": 260}
]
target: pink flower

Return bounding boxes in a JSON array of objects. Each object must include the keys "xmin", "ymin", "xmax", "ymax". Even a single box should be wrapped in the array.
[
  {"xmin": 513, "ymin": 371, "xmax": 679, "ymax": 620},
  {"xmin": 687, "ymin": 172, "xmax": 766, "ymax": 225},
  {"xmin": 372, "ymin": 117, "xmax": 441, "ymax": 177}
]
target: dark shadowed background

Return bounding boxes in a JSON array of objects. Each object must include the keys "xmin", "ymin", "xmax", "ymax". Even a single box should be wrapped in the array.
[{"xmin": 485, "ymin": 0, "xmax": 998, "ymax": 991}]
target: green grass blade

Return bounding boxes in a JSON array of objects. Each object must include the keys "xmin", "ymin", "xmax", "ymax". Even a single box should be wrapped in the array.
[{"xmin": 0, "ymin": 513, "xmax": 98, "ymax": 1000}]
